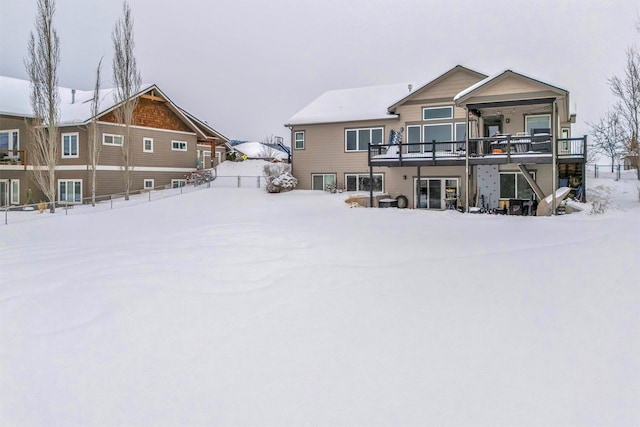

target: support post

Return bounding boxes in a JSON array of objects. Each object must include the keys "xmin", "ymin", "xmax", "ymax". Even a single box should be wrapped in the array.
[
  {"xmin": 369, "ymin": 155, "xmax": 374, "ymax": 208},
  {"xmin": 551, "ymin": 100, "xmax": 558, "ymax": 215},
  {"xmin": 417, "ymin": 165, "xmax": 421, "ymax": 209},
  {"xmin": 464, "ymin": 107, "xmax": 470, "ymax": 213}
]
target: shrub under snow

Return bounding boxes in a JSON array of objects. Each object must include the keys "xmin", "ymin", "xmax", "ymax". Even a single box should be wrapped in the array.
[{"xmin": 263, "ymin": 163, "xmax": 297, "ymax": 193}]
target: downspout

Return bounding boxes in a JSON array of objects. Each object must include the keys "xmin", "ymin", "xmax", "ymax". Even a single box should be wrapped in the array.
[
  {"xmin": 465, "ymin": 107, "xmax": 470, "ymax": 213},
  {"xmin": 551, "ymin": 100, "xmax": 558, "ymax": 215}
]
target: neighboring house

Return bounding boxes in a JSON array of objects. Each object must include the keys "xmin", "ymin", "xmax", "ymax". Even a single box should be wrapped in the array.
[
  {"xmin": 285, "ymin": 65, "xmax": 586, "ymax": 212},
  {"xmin": 0, "ymin": 76, "xmax": 229, "ymax": 206}
]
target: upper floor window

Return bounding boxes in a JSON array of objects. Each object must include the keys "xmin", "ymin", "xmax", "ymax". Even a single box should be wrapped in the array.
[
  {"xmin": 143, "ymin": 137, "xmax": 153, "ymax": 153},
  {"xmin": 103, "ymin": 133, "xmax": 123, "ymax": 146},
  {"xmin": 525, "ymin": 114, "xmax": 551, "ymax": 135},
  {"xmin": 62, "ymin": 132, "xmax": 79, "ymax": 158},
  {"xmin": 0, "ymin": 129, "xmax": 19, "ymax": 154},
  {"xmin": 172, "ymin": 140, "xmax": 187, "ymax": 151},
  {"xmin": 345, "ymin": 127, "xmax": 383, "ymax": 152},
  {"xmin": 455, "ymin": 123, "xmax": 467, "ymax": 142},
  {"xmin": 423, "ymin": 106, "xmax": 453, "ymax": 121},
  {"xmin": 294, "ymin": 131, "xmax": 305, "ymax": 150}
]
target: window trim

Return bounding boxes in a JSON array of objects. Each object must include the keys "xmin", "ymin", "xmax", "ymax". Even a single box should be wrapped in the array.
[
  {"xmin": 172, "ymin": 179, "xmax": 187, "ymax": 188},
  {"xmin": 344, "ymin": 127, "xmax": 384, "ymax": 152},
  {"xmin": 0, "ymin": 130, "xmax": 20, "ymax": 160},
  {"xmin": 102, "ymin": 133, "xmax": 124, "ymax": 146},
  {"xmin": 345, "ymin": 173, "xmax": 384, "ymax": 192},
  {"xmin": 61, "ymin": 132, "xmax": 79, "ymax": 159},
  {"xmin": 144, "ymin": 179, "xmax": 155, "ymax": 190},
  {"xmin": 58, "ymin": 179, "xmax": 83, "ymax": 204},
  {"xmin": 499, "ymin": 171, "xmax": 537, "ymax": 200},
  {"xmin": 423, "ymin": 106, "xmax": 453, "ymax": 121},
  {"xmin": 294, "ymin": 131, "xmax": 305, "ymax": 150},
  {"xmin": 171, "ymin": 140, "xmax": 187, "ymax": 151},
  {"xmin": 311, "ymin": 173, "xmax": 337, "ymax": 191},
  {"xmin": 524, "ymin": 114, "xmax": 551, "ymax": 135},
  {"xmin": 10, "ymin": 179, "xmax": 19, "ymax": 205},
  {"xmin": 143, "ymin": 137, "xmax": 154, "ymax": 153}
]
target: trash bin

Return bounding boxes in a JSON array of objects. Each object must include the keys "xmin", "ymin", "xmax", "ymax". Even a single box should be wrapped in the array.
[
  {"xmin": 379, "ymin": 198, "xmax": 398, "ymax": 208},
  {"xmin": 509, "ymin": 199, "xmax": 525, "ymax": 215}
]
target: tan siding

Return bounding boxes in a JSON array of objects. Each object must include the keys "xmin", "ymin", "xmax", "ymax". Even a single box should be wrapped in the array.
[
  {"xmin": 58, "ymin": 126, "xmax": 88, "ymax": 166},
  {"xmin": 97, "ymin": 123, "xmax": 197, "ymax": 168},
  {"xmin": 291, "ymin": 119, "xmax": 400, "ymax": 190},
  {"xmin": 414, "ymin": 71, "xmax": 486, "ymax": 101}
]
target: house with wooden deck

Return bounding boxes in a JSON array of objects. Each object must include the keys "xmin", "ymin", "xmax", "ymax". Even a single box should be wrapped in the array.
[
  {"xmin": 285, "ymin": 65, "xmax": 586, "ymax": 214},
  {"xmin": 0, "ymin": 76, "xmax": 229, "ymax": 206}
]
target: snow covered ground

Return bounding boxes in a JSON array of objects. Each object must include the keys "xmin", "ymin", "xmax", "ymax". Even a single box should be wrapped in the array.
[{"xmin": 1, "ymin": 162, "xmax": 639, "ymax": 426}]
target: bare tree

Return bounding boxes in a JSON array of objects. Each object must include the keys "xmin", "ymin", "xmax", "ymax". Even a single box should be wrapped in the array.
[
  {"xmin": 112, "ymin": 0, "xmax": 141, "ymax": 200},
  {"xmin": 88, "ymin": 58, "xmax": 103, "ymax": 206},
  {"xmin": 24, "ymin": 0, "xmax": 60, "ymax": 213},
  {"xmin": 609, "ymin": 46, "xmax": 640, "ymax": 179},
  {"xmin": 588, "ymin": 109, "xmax": 625, "ymax": 172}
]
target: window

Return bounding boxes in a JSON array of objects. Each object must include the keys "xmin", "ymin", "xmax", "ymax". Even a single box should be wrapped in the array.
[
  {"xmin": 172, "ymin": 179, "xmax": 187, "ymax": 188},
  {"xmin": 294, "ymin": 131, "xmax": 305, "ymax": 150},
  {"xmin": 58, "ymin": 179, "xmax": 82, "ymax": 203},
  {"xmin": 500, "ymin": 172, "xmax": 536, "ymax": 200},
  {"xmin": 311, "ymin": 173, "xmax": 336, "ymax": 191},
  {"xmin": 455, "ymin": 123, "xmax": 467, "ymax": 142},
  {"xmin": 11, "ymin": 180, "xmax": 19, "ymax": 204},
  {"xmin": 345, "ymin": 173, "xmax": 384, "ymax": 192},
  {"xmin": 0, "ymin": 129, "xmax": 19, "ymax": 157},
  {"xmin": 423, "ymin": 123, "xmax": 453, "ymax": 143},
  {"xmin": 345, "ymin": 127, "xmax": 383, "ymax": 151},
  {"xmin": 525, "ymin": 114, "xmax": 551, "ymax": 136},
  {"xmin": 144, "ymin": 179, "xmax": 154, "ymax": 190},
  {"xmin": 103, "ymin": 133, "xmax": 123, "ymax": 146},
  {"xmin": 61, "ymin": 132, "xmax": 79, "ymax": 158},
  {"xmin": 172, "ymin": 140, "xmax": 187, "ymax": 151},
  {"xmin": 407, "ymin": 125, "xmax": 422, "ymax": 153},
  {"xmin": 143, "ymin": 137, "xmax": 153, "ymax": 153},
  {"xmin": 423, "ymin": 106, "xmax": 453, "ymax": 121}
]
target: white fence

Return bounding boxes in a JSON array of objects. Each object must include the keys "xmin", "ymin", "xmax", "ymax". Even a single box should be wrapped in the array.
[{"xmin": 1, "ymin": 174, "xmax": 265, "ymax": 226}]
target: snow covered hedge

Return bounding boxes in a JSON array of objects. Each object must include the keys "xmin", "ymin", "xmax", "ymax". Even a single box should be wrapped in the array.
[{"xmin": 263, "ymin": 163, "xmax": 297, "ymax": 193}]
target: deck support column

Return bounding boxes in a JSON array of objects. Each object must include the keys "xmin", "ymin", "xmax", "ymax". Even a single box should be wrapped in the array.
[
  {"xmin": 464, "ymin": 107, "xmax": 470, "ymax": 213},
  {"xmin": 369, "ymin": 159, "xmax": 374, "ymax": 208},
  {"xmin": 582, "ymin": 134, "xmax": 588, "ymax": 202},
  {"xmin": 416, "ymin": 165, "xmax": 421, "ymax": 209},
  {"xmin": 552, "ymin": 100, "xmax": 558, "ymax": 215}
]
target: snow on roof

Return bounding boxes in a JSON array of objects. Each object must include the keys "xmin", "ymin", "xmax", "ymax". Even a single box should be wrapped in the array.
[
  {"xmin": 232, "ymin": 141, "xmax": 288, "ymax": 160},
  {"xmin": 0, "ymin": 75, "xmax": 153, "ymax": 125},
  {"xmin": 286, "ymin": 82, "xmax": 417, "ymax": 126}
]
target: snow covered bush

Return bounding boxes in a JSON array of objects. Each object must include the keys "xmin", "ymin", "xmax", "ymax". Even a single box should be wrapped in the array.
[
  {"xmin": 263, "ymin": 163, "xmax": 297, "ymax": 193},
  {"xmin": 185, "ymin": 169, "xmax": 214, "ymax": 185}
]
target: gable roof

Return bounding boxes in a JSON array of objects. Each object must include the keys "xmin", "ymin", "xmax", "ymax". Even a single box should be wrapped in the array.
[
  {"xmin": 454, "ymin": 69, "xmax": 568, "ymax": 104},
  {"xmin": 0, "ymin": 75, "xmax": 227, "ymax": 142},
  {"xmin": 285, "ymin": 82, "xmax": 419, "ymax": 126},
  {"xmin": 285, "ymin": 65, "xmax": 486, "ymax": 127},
  {"xmin": 387, "ymin": 65, "xmax": 487, "ymax": 113}
]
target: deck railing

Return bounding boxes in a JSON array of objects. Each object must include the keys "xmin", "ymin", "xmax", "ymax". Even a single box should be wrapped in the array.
[
  {"xmin": 0, "ymin": 149, "xmax": 28, "ymax": 168},
  {"xmin": 369, "ymin": 135, "xmax": 587, "ymax": 165}
]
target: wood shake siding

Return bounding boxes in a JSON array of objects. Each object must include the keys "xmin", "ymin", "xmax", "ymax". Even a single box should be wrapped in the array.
[{"xmin": 101, "ymin": 97, "xmax": 193, "ymax": 133}]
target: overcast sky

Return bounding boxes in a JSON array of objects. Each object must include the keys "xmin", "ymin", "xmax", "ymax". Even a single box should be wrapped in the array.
[{"xmin": 1, "ymin": 0, "xmax": 638, "ymax": 144}]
